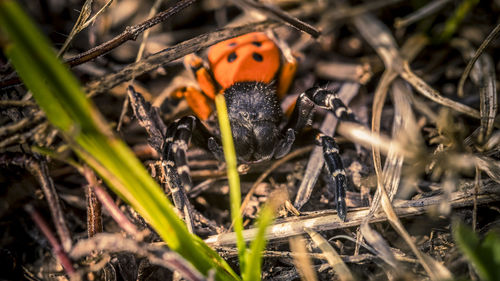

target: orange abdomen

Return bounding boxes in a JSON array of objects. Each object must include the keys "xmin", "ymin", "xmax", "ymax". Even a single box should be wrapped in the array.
[{"xmin": 208, "ymin": 32, "xmax": 281, "ymax": 90}]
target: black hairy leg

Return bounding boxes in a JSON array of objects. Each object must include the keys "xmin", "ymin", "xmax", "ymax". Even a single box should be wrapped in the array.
[
  {"xmin": 162, "ymin": 116, "xmax": 196, "ymax": 232},
  {"xmin": 163, "ymin": 117, "xmax": 220, "ymax": 204},
  {"xmin": 316, "ymin": 133, "xmax": 347, "ymax": 221},
  {"xmin": 285, "ymin": 86, "xmax": 357, "ymax": 221}
]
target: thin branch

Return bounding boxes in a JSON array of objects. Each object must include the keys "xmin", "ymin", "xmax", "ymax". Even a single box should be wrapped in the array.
[
  {"xmin": 28, "ymin": 158, "xmax": 73, "ymax": 252},
  {"xmin": 232, "ymin": 0, "xmax": 320, "ymax": 37},
  {"xmin": 83, "ymin": 167, "xmax": 144, "ymax": 239},
  {"xmin": 65, "ymin": 0, "xmax": 196, "ymax": 67},
  {"xmin": 25, "ymin": 204, "xmax": 76, "ymax": 278},
  {"xmin": 219, "ymin": 248, "xmax": 386, "ymax": 263},
  {"xmin": 319, "ymin": 0, "xmax": 404, "ymax": 31},
  {"xmin": 83, "ymin": 167, "xmax": 103, "ymax": 238},
  {"xmin": 457, "ymin": 22, "xmax": 500, "ymax": 97},
  {"xmin": 71, "ymin": 233, "xmax": 205, "ymax": 281},
  {"xmin": 0, "ymin": 100, "xmax": 36, "ymax": 107},
  {"xmin": 205, "ymin": 180, "xmax": 499, "ymax": 246},
  {"xmin": 85, "ymin": 20, "xmax": 278, "ymax": 96},
  {"xmin": 0, "ymin": 0, "xmax": 196, "ymax": 89},
  {"xmin": 1, "ymin": 153, "xmax": 74, "ymax": 252},
  {"xmin": 58, "ymin": 0, "xmax": 93, "ymax": 57},
  {"xmin": 117, "ymin": 0, "xmax": 165, "ymax": 132},
  {"xmin": 0, "ymin": 112, "xmax": 44, "ymax": 138},
  {"xmin": 394, "ymin": 0, "xmax": 451, "ymax": 29}
]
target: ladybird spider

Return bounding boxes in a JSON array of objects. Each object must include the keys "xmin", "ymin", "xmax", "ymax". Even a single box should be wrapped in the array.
[{"xmin": 135, "ymin": 32, "xmax": 357, "ymax": 222}]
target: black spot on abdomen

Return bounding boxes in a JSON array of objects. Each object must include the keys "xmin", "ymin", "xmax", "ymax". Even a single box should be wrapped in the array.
[
  {"xmin": 252, "ymin": 52, "xmax": 263, "ymax": 62},
  {"xmin": 227, "ymin": 52, "xmax": 237, "ymax": 62}
]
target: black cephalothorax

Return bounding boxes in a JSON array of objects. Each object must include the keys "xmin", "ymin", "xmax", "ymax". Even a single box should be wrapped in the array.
[{"xmin": 219, "ymin": 82, "xmax": 294, "ymax": 163}]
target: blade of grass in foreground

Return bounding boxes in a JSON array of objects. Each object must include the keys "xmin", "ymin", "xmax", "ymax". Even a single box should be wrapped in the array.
[
  {"xmin": 453, "ymin": 222, "xmax": 500, "ymax": 281},
  {"xmin": 216, "ymin": 86, "xmax": 283, "ymax": 281},
  {"xmin": 0, "ymin": 2, "xmax": 238, "ymax": 280},
  {"xmin": 242, "ymin": 199, "xmax": 276, "ymax": 281},
  {"xmin": 215, "ymin": 94, "xmax": 247, "ymax": 273},
  {"xmin": 215, "ymin": 93, "xmax": 280, "ymax": 281}
]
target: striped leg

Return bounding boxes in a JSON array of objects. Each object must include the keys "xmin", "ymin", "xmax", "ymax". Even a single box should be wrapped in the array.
[
  {"xmin": 286, "ymin": 86, "xmax": 356, "ymax": 221},
  {"xmin": 184, "ymin": 53, "xmax": 218, "ymax": 99},
  {"xmin": 168, "ymin": 116, "xmax": 196, "ymax": 193},
  {"xmin": 162, "ymin": 118, "xmax": 194, "ymax": 232},
  {"xmin": 304, "ymin": 87, "xmax": 355, "ymax": 217},
  {"xmin": 163, "ymin": 115, "xmax": 219, "ymax": 231},
  {"xmin": 303, "ymin": 87, "xmax": 356, "ymax": 122},
  {"xmin": 163, "ymin": 116, "xmax": 205, "ymax": 233},
  {"xmin": 316, "ymin": 133, "xmax": 347, "ymax": 221},
  {"xmin": 171, "ymin": 54, "xmax": 220, "ymax": 121}
]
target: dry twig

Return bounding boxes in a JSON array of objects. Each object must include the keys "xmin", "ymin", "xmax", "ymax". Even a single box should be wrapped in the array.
[
  {"xmin": 206, "ymin": 180, "xmax": 499, "ymax": 245},
  {"xmin": 0, "ymin": 0, "xmax": 196, "ymax": 88},
  {"xmin": 232, "ymin": 0, "xmax": 320, "ymax": 37},
  {"xmin": 0, "ymin": 153, "xmax": 73, "ymax": 252},
  {"xmin": 25, "ymin": 204, "xmax": 77, "ymax": 279},
  {"xmin": 457, "ymin": 23, "xmax": 500, "ymax": 97},
  {"xmin": 70, "ymin": 233, "xmax": 205, "ymax": 281}
]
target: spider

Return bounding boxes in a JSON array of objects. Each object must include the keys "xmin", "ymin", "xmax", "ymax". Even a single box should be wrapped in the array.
[{"xmin": 132, "ymin": 32, "xmax": 356, "ymax": 222}]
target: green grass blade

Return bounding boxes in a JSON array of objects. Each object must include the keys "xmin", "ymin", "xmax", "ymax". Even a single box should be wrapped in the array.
[
  {"xmin": 242, "ymin": 188, "xmax": 287, "ymax": 281},
  {"xmin": 215, "ymin": 94, "xmax": 247, "ymax": 273},
  {"xmin": 0, "ymin": 2, "xmax": 238, "ymax": 280},
  {"xmin": 438, "ymin": 0, "xmax": 479, "ymax": 42},
  {"xmin": 242, "ymin": 204, "xmax": 273, "ymax": 281},
  {"xmin": 453, "ymin": 222, "xmax": 500, "ymax": 281}
]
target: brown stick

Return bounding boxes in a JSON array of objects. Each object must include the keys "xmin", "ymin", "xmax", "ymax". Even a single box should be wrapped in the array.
[
  {"xmin": 66, "ymin": 0, "xmax": 196, "ymax": 67},
  {"xmin": 205, "ymin": 180, "xmax": 500, "ymax": 246},
  {"xmin": 232, "ymin": 0, "xmax": 320, "ymax": 37},
  {"xmin": 0, "ymin": 100, "xmax": 36, "ymax": 107},
  {"xmin": 89, "ymin": 178, "xmax": 143, "ymax": 239},
  {"xmin": 22, "ymin": 156, "xmax": 73, "ymax": 253},
  {"xmin": 25, "ymin": 204, "xmax": 76, "ymax": 277},
  {"xmin": 83, "ymin": 167, "xmax": 103, "ymax": 238},
  {"xmin": 0, "ymin": 0, "xmax": 197, "ymax": 89},
  {"xmin": 85, "ymin": 20, "xmax": 278, "ymax": 96}
]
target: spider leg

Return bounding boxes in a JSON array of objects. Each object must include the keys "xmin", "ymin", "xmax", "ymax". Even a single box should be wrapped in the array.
[
  {"xmin": 172, "ymin": 54, "xmax": 220, "ymax": 121},
  {"xmin": 207, "ymin": 137, "xmax": 225, "ymax": 162},
  {"xmin": 165, "ymin": 115, "xmax": 216, "ymax": 185},
  {"xmin": 316, "ymin": 133, "xmax": 347, "ymax": 221},
  {"xmin": 184, "ymin": 53, "xmax": 218, "ymax": 99},
  {"xmin": 127, "ymin": 85, "xmax": 195, "ymax": 229},
  {"xmin": 167, "ymin": 116, "xmax": 196, "ymax": 193},
  {"xmin": 163, "ymin": 115, "xmax": 216, "ymax": 229},
  {"xmin": 274, "ymin": 128, "xmax": 295, "ymax": 159},
  {"xmin": 285, "ymin": 86, "xmax": 356, "ymax": 221},
  {"xmin": 304, "ymin": 87, "xmax": 357, "ymax": 122},
  {"xmin": 163, "ymin": 118, "xmax": 195, "ymax": 232}
]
